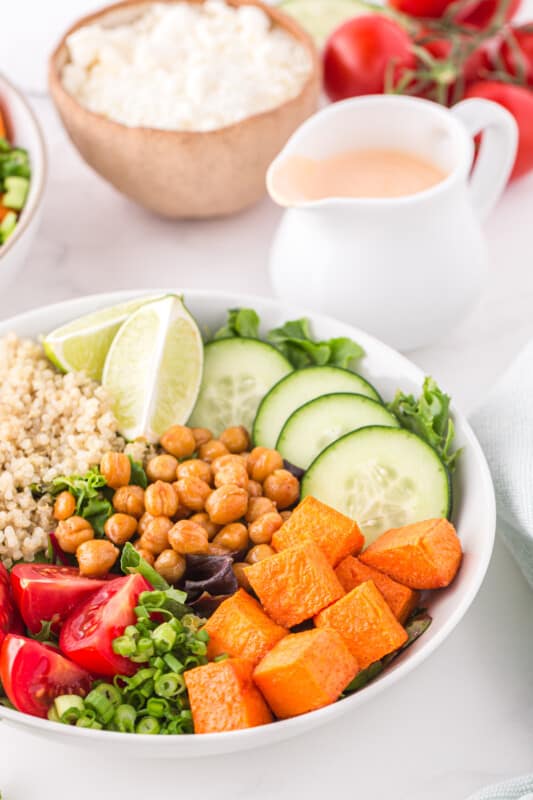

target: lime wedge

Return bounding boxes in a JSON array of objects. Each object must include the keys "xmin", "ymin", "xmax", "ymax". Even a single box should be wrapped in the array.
[
  {"xmin": 43, "ymin": 295, "xmax": 164, "ymax": 381},
  {"xmin": 102, "ymin": 295, "xmax": 204, "ymax": 442},
  {"xmin": 280, "ymin": 0, "xmax": 374, "ymax": 46}
]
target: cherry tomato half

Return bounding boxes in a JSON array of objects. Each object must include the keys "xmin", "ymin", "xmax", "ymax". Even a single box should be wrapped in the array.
[
  {"xmin": 10, "ymin": 564, "xmax": 112, "ymax": 635},
  {"xmin": 59, "ymin": 573, "xmax": 151, "ymax": 677},
  {"xmin": 0, "ymin": 564, "xmax": 24, "ymax": 647},
  {"xmin": 0, "ymin": 634, "xmax": 91, "ymax": 718}
]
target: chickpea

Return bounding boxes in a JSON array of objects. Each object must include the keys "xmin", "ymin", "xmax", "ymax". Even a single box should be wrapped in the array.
[
  {"xmin": 191, "ymin": 427, "xmax": 213, "ymax": 448},
  {"xmin": 213, "ymin": 523, "xmax": 249, "ymax": 552},
  {"xmin": 205, "ymin": 484, "xmax": 248, "ymax": 525},
  {"xmin": 113, "ymin": 485, "xmax": 145, "ymax": 518},
  {"xmin": 189, "ymin": 512, "xmax": 220, "ymax": 541},
  {"xmin": 56, "ymin": 516, "xmax": 94, "ymax": 554},
  {"xmin": 198, "ymin": 439, "xmax": 229, "ymax": 463},
  {"xmin": 160, "ymin": 425, "xmax": 196, "ymax": 459},
  {"xmin": 246, "ymin": 447, "xmax": 284, "ymax": 483},
  {"xmin": 141, "ymin": 516, "xmax": 173, "ymax": 555},
  {"xmin": 174, "ymin": 477, "xmax": 212, "ymax": 512},
  {"xmin": 146, "ymin": 454, "xmax": 179, "ymax": 483},
  {"xmin": 104, "ymin": 513, "xmax": 137, "ymax": 546},
  {"xmin": 207, "ymin": 543, "xmax": 230, "ymax": 556},
  {"xmin": 233, "ymin": 562, "xmax": 252, "ymax": 591},
  {"xmin": 176, "ymin": 459, "xmax": 213, "ymax": 485},
  {"xmin": 211, "ymin": 453, "xmax": 246, "ymax": 472},
  {"xmin": 280, "ymin": 510, "xmax": 292, "ymax": 522},
  {"xmin": 249, "ymin": 511, "xmax": 283, "ymax": 545},
  {"xmin": 170, "ymin": 491, "xmax": 193, "ymax": 521},
  {"xmin": 145, "ymin": 480, "xmax": 178, "ymax": 517},
  {"xmin": 245, "ymin": 496, "xmax": 276, "ymax": 523},
  {"xmin": 154, "ymin": 549, "xmax": 186, "ymax": 584},
  {"xmin": 53, "ymin": 491, "xmax": 76, "ymax": 521},
  {"xmin": 245, "ymin": 544, "xmax": 276, "ymax": 564},
  {"xmin": 100, "ymin": 452, "xmax": 131, "ymax": 489},
  {"xmin": 168, "ymin": 520, "xmax": 209, "ymax": 555},
  {"xmin": 214, "ymin": 462, "xmax": 249, "ymax": 491},
  {"xmin": 263, "ymin": 469, "xmax": 300, "ymax": 510},
  {"xmin": 138, "ymin": 511, "xmax": 155, "ymax": 536},
  {"xmin": 77, "ymin": 539, "xmax": 119, "ymax": 577},
  {"xmin": 134, "ymin": 542, "xmax": 155, "ymax": 566},
  {"xmin": 247, "ymin": 480, "xmax": 263, "ymax": 499},
  {"xmin": 219, "ymin": 426, "xmax": 251, "ymax": 454}
]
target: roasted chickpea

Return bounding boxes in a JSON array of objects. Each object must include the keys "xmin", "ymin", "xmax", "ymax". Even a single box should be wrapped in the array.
[
  {"xmin": 211, "ymin": 453, "xmax": 246, "ymax": 472},
  {"xmin": 154, "ymin": 549, "xmax": 186, "ymax": 584},
  {"xmin": 208, "ymin": 543, "xmax": 231, "ymax": 556},
  {"xmin": 134, "ymin": 542, "xmax": 155, "ymax": 566},
  {"xmin": 168, "ymin": 520, "xmax": 209, "ymax": 555},
  {"xmin": 205, "ymin": 484, "xmax": 248, "ymax": 525},
  {"xmin": 245, "ymin": 496, "xmax": 276, "ymax": 523},
  {"xmin": 233, "ymin": 562, "xmax": 252, "ymax": 591},
  {"xmin": 160, "ymin": 425, "xmax": 196, "ymax": 459},
  {"xmin": 247, "ymin": 480, "xmax": 263, "ymax": 499},
  {"xmin": 77, "ymin": 539, "xmax": 119, "ymax": 578},
  {"xmin": 213, "ymin": 523, "xmax": 249, "ymax": 552},
  {"xmin": 141, "ymin": 516, "xmax": 173, "ymax": 555},
  {"xmin": 198, "ymin": 439, "xmax": 229, "ymax": 463},
  {"xmin": 56, "ymin": 516, "xmax": 94, "ymax": 554},
  {"xmin": 191, "ymin": 427, "xmax": 213, "ymax": 448},
  {"xmin": 248, "ymin": 511, "xmax": 283, "ymax": 545},
  {"xmin": 280, "ymin": 510, "xmax": 292, "ymax": 522},
  {"xmin": 104, "ymin": 513, "xmax": 138, "ymax": 545},
  {"xmin": 146, "ymin": 454, "xmax": 179, "ymax": 483},
  {"xmin": 219, "ymin": 426, "xmax": 251, "ymax": 454},
  {"xmin": 214, "ymin": 462, "xmax": 249, "ymax": 491},
  {"xmin": 53, "ymin": 491, "xmax": 76, "ymax": 521},
  {"xmin": 100, "ymin": 452, "xmax": 131, "ymax": 489},
  {"xmin": 189, "ymin": 512, "xmax": 220, "ymax": 541},
  {"xmin": 174, "ymin": 477, "xmax": 212, "ymax": 512},
  {"xmin": 176, "ymin": 459, "xmax": 213, "ymax": 485},
  {"xmin": 246, "ymin": 447, "xmax": 284, "ymax": 483},
  {"xmin": 112, "ymin": 485, "xmax": 145, "ymax": 518},
  {"xmin": 263, "ymin": 469, "xmax": 300, "ymax": 510},
  {"xmin": 145, "ymin": 480, "xmax": 179, "ymax": 517},
  {"xmin": 245, "ymin": 544, "xmax": 276, "ymax": 564},
  {"xmin": 138, "ymin": 511, "xmax": 155, "ymax": 536}
]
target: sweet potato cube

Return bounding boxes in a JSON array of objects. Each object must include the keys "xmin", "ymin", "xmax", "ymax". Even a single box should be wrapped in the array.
[
  {"xmin": 245, "ymin": 541, "xmax": 344, "ymax": 628},
  {"xmin": 335, "ymin": 556, "xmax": 420, "ymax": 623},
  {"xmin": 315, "ymin": 580, "xmax": 408, "ymax": 668},
  {"xmin": 272, "ymin": 496, "xmax": 364, "ymax": 566},
  {"xmin": 253, "ymin": 628, "xmax": 358, "ymax": 719},
  {"xmin": 184, "ymin": 657, "xmax": 273, "ymax": 734},
  {"xmin": 359, "ymin": 518, "xmax": 462, "ymax": 589},
  {"xmin": 204, "ymin": 589, "xmax": 288, "ymax": 665}
]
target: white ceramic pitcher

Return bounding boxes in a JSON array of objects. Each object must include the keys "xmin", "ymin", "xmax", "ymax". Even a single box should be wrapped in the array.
[{"xmin": 267, "ymin": 95, "xmax": 518, "ymax": 351}]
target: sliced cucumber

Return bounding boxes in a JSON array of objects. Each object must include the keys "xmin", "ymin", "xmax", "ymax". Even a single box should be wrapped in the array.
[
  {"xmin": 188, "ymin": 338, "xmax": 292, "ymax": 436},
  {"xmin": 253, "ymin": 366, "xmax": 380, "ymax": 450},
  {"xmin": 302, "ymin": 426, "xmax": 451, "ymax": 545},
  {"xmin": 277, "ymin": 393, "xmax": 399, "ymax": 470},
  {"xmin": 280, "ymin": 0, "xmax": 373, "ymax": 47}
]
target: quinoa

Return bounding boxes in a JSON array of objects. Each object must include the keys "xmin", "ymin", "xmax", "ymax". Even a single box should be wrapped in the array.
[{"xmin": 0, "ymin": 334, "xmax": 123, "ymax": 567}]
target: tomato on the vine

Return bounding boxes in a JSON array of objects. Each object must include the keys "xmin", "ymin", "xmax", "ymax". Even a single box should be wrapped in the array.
[
  {"xmin": 389, "ymin": 0, "xmax": 520, "ymax": 30},
  {"xmin": 500, "ymin": 26, "xmax": 533, "ymax": 86}
]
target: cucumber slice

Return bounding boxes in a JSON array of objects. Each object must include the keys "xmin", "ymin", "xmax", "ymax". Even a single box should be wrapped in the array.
[
  {"xmin": 189, "ymin": 338, "xmax": 293, "ymax": 436},
  {"xmin": 280, "ymin": 0, "xmax": 373, "ymax": 46},
  {"xmin": 277, "ymin": 393, "xmax": 399, "ymax": 469},
  {"xmin": 253, "ymin": 366, "xmax": 380, "ymax": 450},
  {"xmin": 302, "ymin": 426, "xmax": 451, "ymax": 545}
]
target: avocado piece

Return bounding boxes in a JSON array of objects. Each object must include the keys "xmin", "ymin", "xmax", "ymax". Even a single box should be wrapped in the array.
[
  {"xmin": 3, "ymin": 176, "xmax": 29, "ymax": 210},
  {"xmin": 0, "ymin": 211, "xmax": 17, "ymax": 243}
]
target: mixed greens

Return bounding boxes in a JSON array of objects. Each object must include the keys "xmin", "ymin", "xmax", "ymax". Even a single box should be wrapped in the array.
[{"xmin": 0, "ymin": 129, "xmax": 31, "ymax": 245}]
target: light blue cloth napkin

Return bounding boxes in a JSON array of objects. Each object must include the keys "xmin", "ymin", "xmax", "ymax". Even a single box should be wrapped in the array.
[{"xmin": 467, "ymin": 775, "xmax": 533, "ymax": 799}]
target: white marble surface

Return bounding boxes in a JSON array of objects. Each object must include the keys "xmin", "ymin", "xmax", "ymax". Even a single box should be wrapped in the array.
[{"xmin": 2, "ymin": 3, "xmax": 533, "ymax": 795}]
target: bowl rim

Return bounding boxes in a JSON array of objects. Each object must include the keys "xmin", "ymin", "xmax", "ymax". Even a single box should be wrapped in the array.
[
  {"xmin": 0, "ymin": 288, "xmax": 497, "ymax": 751},
  {"xmin": 48, "ymin": 0, "xmax": 321, "ymax": 139},
  {"xmin": 0, "ymin": 73, "xmax": 47, "ymax": 261}
]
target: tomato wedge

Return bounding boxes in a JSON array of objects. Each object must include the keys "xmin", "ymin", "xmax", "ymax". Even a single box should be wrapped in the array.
[
  {"xmin": 11, "ymin": 564, "xmax": 112, "ymax": 634},
  {"xmin": 0, "ymin": 634, "xmax": 91, "ymax": 718},
  {"xmin": 0, "ymin": 564, "xmax": 24, "ymax": 646},
  {"xmin": 60, "ymin": 574, "xmax": 151, "ymax": 677}
]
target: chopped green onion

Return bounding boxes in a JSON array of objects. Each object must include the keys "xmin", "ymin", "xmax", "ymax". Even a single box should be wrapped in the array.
[
  {"xmin": 163, "ymin": 653, "xmax": 184, "ymax": 673},
  {"xmin": 76, "ymin": 716, "xmax": 103, "ymax": 730},
  {"xmin": 214, "ymin": 653, "xmax": 229, "ymax": 662},
  {"xmin": 154, "ymin": 672, "xmax": 184, "ymax": 698},
  {"xmin": 126, "ymin": 668, "xmax": 155, "ymax": 691},
  {"xmin": 85, "ymin": 688, "xmax": 115, "ymax": 724},
  {"xmin": 152, "ymin": 622, "xmax": 177, "ymax": 653},
  {"xmin": 114, "ymin": 704, "xmax": 137, "ymax": 733},
  {"xmin": 113, "ymin": 635, "xmax": 137, "ymax": 657},
  {"xmin": 135, "ymin": 716, "xmax": 161, "ymax": 735},
  {"xmin": 146, "ymin": 697, "xmax": 169, "ymax": 718}
]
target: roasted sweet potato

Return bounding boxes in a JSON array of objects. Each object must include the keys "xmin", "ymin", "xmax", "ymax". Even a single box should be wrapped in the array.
[
  {"xmin": 245, "ymin": 541, "xmax": 344, "ymax": 628},
  {"xmin": 315, "ymin": 580, "xmax": 408, "ymax": 668},
  {"xmin": 335, "ymin": 556, "xmax": 420, "ymax": 623},
  {"xmin": 360, "ymin": 518, "xmax": 462, "ymax": 589},
  {"xmin": 272, "ymin": 496, "xmax": 364, "ymax": 566},
  {"xmin": 204, "ymin": 589, "xmax": 287, "ymax": 665},
  {"xmin": 184, "ymin": 657, "xmax": 273, "ymax": 734},
  {"xmin": 253, "ymin": 628, "xmax": 358, "ymax": 719}
]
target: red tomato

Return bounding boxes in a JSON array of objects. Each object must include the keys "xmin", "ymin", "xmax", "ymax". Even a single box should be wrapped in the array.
[
  {"xmin": 500, "ymin": 26, "xmax": 533, "ymax": 87},
  {"xmin": 10, "ymin": 564, "xmax": 112, "ymax": 634},
  {"xmin": 324, "ymin": 16, "xmax": 416, "ymax": 101},
  {"xmin": 0, "ymin": 564, "xmax": 23, "ymax": 646},
  {"xmin": 465, "ymin": 81, "xmax": 533, "ymax": 179},
  {"xmin": 0, "ymin": 634, "xmax": 91, "ymax": 718},
  {"xmin": 389, "ymin": 0, "xmax": 520, "ymax": 29},
  {"xmin": 60, "ymin": 574, "xmax": 150, "ymax": 677}
]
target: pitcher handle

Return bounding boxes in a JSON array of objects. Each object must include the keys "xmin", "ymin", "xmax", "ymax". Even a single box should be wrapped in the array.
[{"xmin": 452, "ymin": 98, "xmax": 518, "ymax": 222}]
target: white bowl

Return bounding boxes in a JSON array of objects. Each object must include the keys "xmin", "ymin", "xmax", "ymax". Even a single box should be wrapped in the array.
[
  {"xmin": 0, "ymin": 74, "xmax": 47, "ymax": 291},
  {"xmin": 0, "ymin": 289, "xmax": 496, "ymax": 758}
]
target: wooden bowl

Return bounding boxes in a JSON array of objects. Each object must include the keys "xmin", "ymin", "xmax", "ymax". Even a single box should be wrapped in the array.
[{"xmin": 48, "ymin": 0, "xmax": 321, "ymax": 218}]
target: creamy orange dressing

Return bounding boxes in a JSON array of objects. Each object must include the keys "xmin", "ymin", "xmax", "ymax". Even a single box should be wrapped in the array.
[{"xmin": 272, "ymin": 148, "xmax": 447, "ymax": 202}]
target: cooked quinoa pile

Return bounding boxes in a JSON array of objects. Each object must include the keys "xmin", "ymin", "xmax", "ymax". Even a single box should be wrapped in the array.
[{"xmin": 0, "ymin": 334, "xmax": 123, "ymax": 567}]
